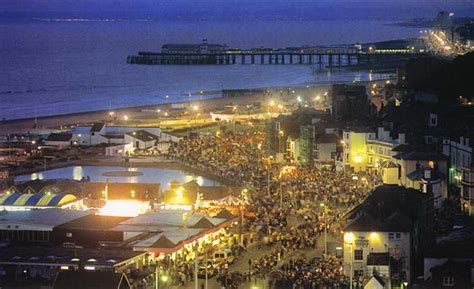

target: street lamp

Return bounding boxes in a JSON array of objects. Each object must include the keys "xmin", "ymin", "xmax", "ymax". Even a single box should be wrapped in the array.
[
  {"xmin": 155, "ymin": 265, "xmax": 169, "ymax": 289},
  {"xmin": 344, "ymin": 232, "xmax": 354, "ymax": 289},
  {"xmin": 320, "ymin": 203, "xmax": 328, "ymax": 256},
  {"xmin": 266, "ymin": 156, "xmax": 273, "ymax": 196},
  {"xmin": 278, "ymin": 130, "xmax": 284, "ymax": 154}
]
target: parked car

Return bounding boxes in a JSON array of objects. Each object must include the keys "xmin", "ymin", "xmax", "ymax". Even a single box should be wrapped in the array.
[
  {"xmin": 213, "ymin": 249, "xmax": 235, "ymax": 265},
  {"xmin": 198, "ymin": 260, "xmax": 218, "ymax": 279}
]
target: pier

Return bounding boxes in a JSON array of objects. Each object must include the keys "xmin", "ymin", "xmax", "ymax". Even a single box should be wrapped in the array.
[{"xmin": 127, "ymin": 43, "xmax": 427, "ymax": 66}]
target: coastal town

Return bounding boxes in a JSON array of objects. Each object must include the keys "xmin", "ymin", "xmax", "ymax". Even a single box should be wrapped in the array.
[{"xmin": 0, "ymin": 5, "xmax": 474, "ymax": 289}]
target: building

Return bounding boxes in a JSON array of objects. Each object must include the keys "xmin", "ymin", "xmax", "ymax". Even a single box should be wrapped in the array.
[
  {"xmin": 53, "ymin": 214, "xmax": 132, "ymax": 247},
  {"xmin": 342, "ymin": 129, "xmax": 376, "ymax": 172},
  {"xmin": 112, "ymin": 210, "xmax": 238, "ymax": 259},
  {"xmin": 330, "ymin": 84, "xmax": 371, "ymax": 121},
  {"xmin": 83, "ymin": 182, "xmax": 161, "ymax": 201},
  {"xmin": 344, "ymin": 185, "xmax": 435, "ymax": 285},
  {"xmin": 416, "ymin": 259, "xmax": 472, "ymax": 289},
  {"xmin": 442, "ymin": 136, "xmax": 473, "ymax": 186},
  {"xmin": 68, "ymin": 124, "xmax": 162, "ymax": 147},
  {"xmin": 0, "ymin": 209, "xmax": 90, "ymax": 242},
  {"xmin": 162, "ymin": 180, "xmax": 244, "ymax": 210},
  {"xmin": 105, "ymin": 143, "xmax": 134, "ymax": 157},
  {"xmin": 53, "ymin": 271, "xmax": 132, "ymax": 289},
  {"xmin": 314, "ymin": 132, "xmax": 340, "ymax": 168},
  {"xmin": 364, "ymin": 276, "xmax": 388, "ymax": 289},
  {"xmin": 394, "ymin": 150, "xmax": 448, "ymax": 208},
  {"xmin": 161, "ymin": 41, "xmax": 227, "ymax": 54},
  {"xmin": 298, "ymin": 125, "xmax": 314, "ymax": 166},
  {"xmin": 0, "ymin": 246, "xmax": 146, "ymax": 287},
  {"xmin": 45, "ymin": 133, "xmax": 74, "ymax": 148},
  {"xmin": 124, "ymin": 130, "xmax": 159, "ymax": 150},
  {"xmin": 434, "ymin": 11, "xmax": 454, "ymax": 31},
  {"xmin": 423, "ymin": 240, "xmax": 474, "ymax": 283},
  {"xmin": 0, "ymin": 191, "xmax": 83, "ymax": 211},
  {"xmin": 461, "ymin": 165, "xmax": 474, "ymax": 215},
  {"xmin": 342, "ymin": 127, "xmax": 406, "ymax": 173}
]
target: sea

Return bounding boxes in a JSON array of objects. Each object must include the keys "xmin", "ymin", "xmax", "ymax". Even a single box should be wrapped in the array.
[{"xmin": 1, "ymin": 3, "xmax": 472, "ymax": 120}]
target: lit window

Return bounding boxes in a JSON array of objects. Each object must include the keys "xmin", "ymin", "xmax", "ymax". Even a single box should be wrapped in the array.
[
  {"xmin": 66, "ymin": 232, "xmax": 72, "ymax": 238},
  {"xmin": 389, "ymin": 233, "xmax": 394, "ymax": 240},
  {"xmin": 443, "ymin": 276, "xmax": 454, "ymax": 286},
  {"xmin": 354, "ymin": 249, "xmax": 363, "ymax": 261}
]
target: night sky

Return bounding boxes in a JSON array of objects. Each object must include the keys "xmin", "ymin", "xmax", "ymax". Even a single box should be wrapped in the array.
[{"xmin": 2, "ymin": 0, "xmax": 473, "ymax": 16}]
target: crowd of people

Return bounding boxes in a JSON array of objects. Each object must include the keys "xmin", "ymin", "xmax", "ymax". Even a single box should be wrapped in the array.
[{"xmin": 168, "ymin": 131, "xmax": 380, "ymax": 288}]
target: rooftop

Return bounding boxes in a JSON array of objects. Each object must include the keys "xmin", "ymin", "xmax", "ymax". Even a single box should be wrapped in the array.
[
  {"xmin": 46, "ymin": 133, "xmax": 73, "ymax": 142},
  {"xmin": 393, "ymin": 150, "xmax": 449, "ymax": 161},
  {"xmin": 90, "ymin": 123, "xmax": 106, "ymax": 133},
  {"xmin": 126, "ymin": 130, "xmax": 159, "ymax": 142},
  {"xmin": 345, "ymin": 185, "xmax": 432, "ymax": 232},
  {"xmin": 55, "ymin": 214, "xmax": 132, "ymax": 232},
  {"xmin": 54, "ymin": 271, "xmax": 130, "ymax": 289},
  {"xmin": 0, "ymin": 245, "xmax": 145, "ymax": 268},
  {"xmin": 0, "ymin": 209, "xmax": 90, "ymax": 229},
  {"xmin": 0, "ymin": 192, "xmax": 78, "ymax": 208}
]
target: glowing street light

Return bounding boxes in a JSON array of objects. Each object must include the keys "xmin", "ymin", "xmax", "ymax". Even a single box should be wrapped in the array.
[
  {"xmin": 354, "ymin": 154, "xmax": 363, "ymax": 164},
  {"xmin": 320, "ymin": 203, "xmax": 328, "ymax": 256},
  {"xmin": 123, "ymin": 115, "xmax": 129, "ymax": 121}
]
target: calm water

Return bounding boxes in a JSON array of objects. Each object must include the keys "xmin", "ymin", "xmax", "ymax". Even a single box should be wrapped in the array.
[
  {"xmin": 2, "ymin": 2, "xmax": 472, "ymax": 120},
  {"xmin": 15, "ymin": 166, "xmax": 221, "ymax": 188}
]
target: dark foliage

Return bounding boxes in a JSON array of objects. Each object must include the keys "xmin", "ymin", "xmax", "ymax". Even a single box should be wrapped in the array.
[{"xmin": 404, "ymin": 52, "xmax": 474, "ymax": 103}]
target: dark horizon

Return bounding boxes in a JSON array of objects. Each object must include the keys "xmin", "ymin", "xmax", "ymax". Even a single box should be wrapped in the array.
[{"xmin": 2, "ymin": 0, "xmax": 473, "ymax": 19}]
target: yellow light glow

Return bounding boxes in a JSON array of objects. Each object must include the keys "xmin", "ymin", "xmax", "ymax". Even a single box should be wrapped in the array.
[
  {"xmin": 99, "ymin": 200, "xmax": 149, "ymax": 217},
  {"xmin": 369, "ymin": 232, "xmax": 378, "ymax": 241},
  {"xmin": 123, "ymin": 115, "xmax": 129, "ymax": 121},
  {"xmin": 161, "ymin": 275, "xmax": 169, "ymax": 282},
  {"xmin": 354, "ymin": 154, "xmax": 363, "ymax": 164},
  {"xmin": 344, "ymin": 232, "xmax": 354, "ymax": 243},
  {"xmin": 269, "ymin": 100, "xmax": 275, "ymax": 106},
  {"xmin": 176, "ymin": 187, "xmax": 184, "ymax": 200}
]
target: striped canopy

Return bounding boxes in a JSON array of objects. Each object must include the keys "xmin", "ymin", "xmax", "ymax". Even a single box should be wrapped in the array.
[{"xmin": 0, "ymin": 193, "xmax": 77, "ymax": 207}]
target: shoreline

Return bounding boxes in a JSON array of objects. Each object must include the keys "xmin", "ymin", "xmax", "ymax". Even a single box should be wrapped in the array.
[{"xmin": 0, "ymin": 76, "xmax": 396, "ymax": 134}]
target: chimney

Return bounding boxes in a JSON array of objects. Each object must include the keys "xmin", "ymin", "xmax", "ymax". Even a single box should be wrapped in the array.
[
  {"xmin": 378, "ymin": 127, "xmax": 384, "ymax": 140},
  {"xmin": 424, "ymin": 169, "xmax": 431, "ymax": 180},
  {"xmin": 398, "ymin": 133, "xmax": 405, "ymax": 145}
]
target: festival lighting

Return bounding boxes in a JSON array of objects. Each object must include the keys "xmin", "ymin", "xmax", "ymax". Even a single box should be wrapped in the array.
[
  {"xmin": 344, "ymin": 232, "xmax": 354, "ymax": 243},
  {"xmin": 369, "ymin": 232, "xmax": 379, "ymax": 242},
  {"xmin": 354, "ymin": 154, "xmax": 363, "ymax": 164},
  {"xmin": 99, "ymin": 200, "xmax": 149, "ymax": 217}
]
